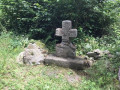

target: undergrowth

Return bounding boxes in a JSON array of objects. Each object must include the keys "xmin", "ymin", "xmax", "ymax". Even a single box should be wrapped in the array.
[{"xmin": 0, "ymin": 31, "xmax": 120, "ymax": 90}]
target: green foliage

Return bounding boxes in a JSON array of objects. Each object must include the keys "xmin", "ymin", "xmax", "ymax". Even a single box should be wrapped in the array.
[
  {"xmin": 79, "ymin": 78, "xmax": 101, "ymax": 90},
  {"xmin": 77, "ymin": 35, "xmax": 120, "ymax": 89},
  {"xmin": 73, "ymin": 28, "xmax": 120, "ymax": 89},
  {"xmin": 0, "ymin": 31, "xmax": 120, "ymax": 89},
  {"xmin": 0, "ymin": 31, "xmax": 27, "ymax": 74},
  {"xmin": 0, "ymin": 0, "xmax": 120, "ymax": 89},
  {"xmin": 85, "ymin": 57, "xmax": 119, "ymax": 89},
  {"xmin": 0, "ymin": 0, "xmax": 119, "ymax": 40},
  {"xmin": 0, "ymin": 33, "xmax": 102, "ymax": 89},
  {"xmin": 74, "ymin": 28, "xmax": 100, "ymax": 55},
  {"xmin": 103, "ymin": 0, "xmax": 120, "ymax": 36}
]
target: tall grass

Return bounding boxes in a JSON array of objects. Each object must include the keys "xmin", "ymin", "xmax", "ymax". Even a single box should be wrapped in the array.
[
  {"xmin": 0, "ymin": 31, "xmax": 120, "ymax": 89},
  {"xmin": 0, "ymin": 32, "xmax": 25, "ymax": 74}
]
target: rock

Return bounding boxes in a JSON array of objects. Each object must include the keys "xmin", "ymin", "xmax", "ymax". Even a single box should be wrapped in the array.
[
  {"xmin": 87, "ymin": 49, "xmax": 111, "ymax": 60},
  {"xmin": 17, "ymin": 43, "xmax": 46, "ymax": 65},
  {"xmin": 84, "ymin": 56, "xmax": 94, "ymax": 61},
  {"xmin": 87, "ymin": 52, "xmax": 98, "ymax": 57},
  {"xmin": 89, "ymin": 57, "xmax": 94, "ymax": 61},
  {"xmin": 83, "ymin": 56, "xmax": 95, "ymax": 66},
  {"xmin": 93, "ymin": 49, "xmax": 103, "ymax": 55},
  {"xmin": 86, "ymin": 60, "xmax": 94, "ymax": 67},
  {"xmin": 84, "ymin": 56, "xmax": 89, "ymax": 60},
  {"xmin": 107, "ymin": 54, "xmax": 114, "ymax": 58},
  {"xmin": 16, "ymin": 52, "xmax": 24, "ymax": 64},
  {"xmin": 94, "ymin": 55, "xmax": 103, "ymax": 60},
  {"xmin": 23, "ymin": 49, "xmax": 45, "ymax": 65},
  {"xmin": 103, "ymin": 50, "xmax": 110, "ymax": 55}
]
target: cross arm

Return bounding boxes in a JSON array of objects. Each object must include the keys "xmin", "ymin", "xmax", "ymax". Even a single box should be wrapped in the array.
[
  {"xmin": 69, "ymin": 29, "xmax": 77, "ymax": 37},
  {"xmin": 55, "ymin": 28, "xmax": 63, "ymax": 36}
]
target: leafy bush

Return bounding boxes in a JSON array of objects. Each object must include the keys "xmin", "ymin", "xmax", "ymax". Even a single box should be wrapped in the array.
[
  {"xmin": 77, "ymin": 34, "xmax": 120, "ymax": 89},
  {"xmin": 0, "ymin": 0, "xmax": 120, "ymax": 89},
  {"xmin": 0, "ymin": 0, "xmax": 119, "ymax": 41}
]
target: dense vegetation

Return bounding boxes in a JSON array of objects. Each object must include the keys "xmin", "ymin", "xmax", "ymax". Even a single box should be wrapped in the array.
[
  {"xmin": 0, "ymin": 0, "xmax": 120, "ymax": 89},
  {"xmin": 0, "ymin": 0, "xmax": 119, "ymax": 39}
]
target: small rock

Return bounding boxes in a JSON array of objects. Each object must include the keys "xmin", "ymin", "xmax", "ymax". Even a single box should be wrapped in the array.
[
  {"xmin": 83, "ymin": 56, "xmax": 95, "ymax": 66},
  {"xmin": 93, "ymin": 49, "xmax": 102, "ymax": 55},
  {"xmin": 83, "ymin": 60, "xmax": 94, "ymax": 67},
  {"xmin": 107, "ymin": 54, "xmax": 114, "ymax": 58},
  {"xmin": 84, "ymin": 56, "xmax": 88, "ymax": 60},
  {"xmin": 16, "ymin": 52, "xmax": 24, "ymax": 64},
  {"xmin": 94, "ymin": 55, "xmax": 102, "ymax": 60},
  {"xmin": 89, "ymin": 57, "xmax": 94, "ymax": 61},
  {"xmin": 87, "ymin": 60, "xmax": 94, "ymax": 67},
  {"xmin": 87, "ymin": 52, "xmax": 98, "ymax": 57},
  {"xmin": 103, "ymin": 50, "xmax": 110, "ymax": 55},
  {"xmin": 87, "ymin": 49, "xmax": 112, "ymax": 60}
]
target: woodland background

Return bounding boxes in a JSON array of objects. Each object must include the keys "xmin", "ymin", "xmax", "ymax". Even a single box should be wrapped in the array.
[{"xmin": 0, "ymin": 0, "xmax": 120, "ymax": 89}]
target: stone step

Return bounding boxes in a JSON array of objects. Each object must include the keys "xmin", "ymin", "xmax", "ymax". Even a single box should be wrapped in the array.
[{"xmin": 44, "ymin": 54, "xmax": 93, "ymax": 70}]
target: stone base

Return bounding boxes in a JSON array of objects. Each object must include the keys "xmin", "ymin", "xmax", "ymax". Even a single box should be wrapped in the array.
[
  {"xmin": 44, "ymin": 54, "xmax": 92, "ymax": 70},
  {"xmin": 56, "ymin": 43, "xmax": 76, "ymax": 58}
]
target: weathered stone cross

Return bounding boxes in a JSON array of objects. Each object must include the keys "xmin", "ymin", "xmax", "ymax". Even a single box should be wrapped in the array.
[
  {"xmin": 44, "ymin": 20, "xmax": 91, "ymax": 69},
  {"xmin": 56, "ymin": 20, "xmax": 77, "ymax": 44},
  {"xmin": 55, "ymin": 20, "xmax": 77, "ymax": 58}
]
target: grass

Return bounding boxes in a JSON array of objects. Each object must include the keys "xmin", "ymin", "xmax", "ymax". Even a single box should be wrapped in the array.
[{"xmin": 0, "ymin": 32, "xmax": 119, "ymax": 90}]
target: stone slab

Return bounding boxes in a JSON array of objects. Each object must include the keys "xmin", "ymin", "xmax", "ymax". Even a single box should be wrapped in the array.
[{"xmin": 44, "ymin": 54, "xmax": 92, "ymax": 70}]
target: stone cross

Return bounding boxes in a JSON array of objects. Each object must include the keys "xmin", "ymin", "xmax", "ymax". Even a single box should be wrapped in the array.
[
  {"xmin": 55, "ymin": 20, "xmax": 77, "ymax": 58},
  {"xmin": 56, "ymin": 20, "xmax": 77, "ymax": 44}
]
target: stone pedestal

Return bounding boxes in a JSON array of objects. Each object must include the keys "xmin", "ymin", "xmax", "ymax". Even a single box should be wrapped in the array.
[
  {"xmin": 44, "ymin": 54, "xmax": 92, "ymax": 70},
  {"xmin": 56, "ymin": 43, "xmax": 76, "ymax": 58}
]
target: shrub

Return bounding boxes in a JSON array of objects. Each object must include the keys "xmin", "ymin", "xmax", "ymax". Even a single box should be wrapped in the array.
[{"xmin": 1, "ymin": 0, "xmax": 119, "ymax": 41}]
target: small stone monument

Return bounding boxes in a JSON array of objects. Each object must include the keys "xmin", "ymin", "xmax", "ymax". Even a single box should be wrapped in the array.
[
  {"xmin": 45, "ymin": 20, "xmax": 93, "ymax": 70},
  {"xmin": 55, "ymin": 20, "xmax": 77, "ymax": 58}
]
